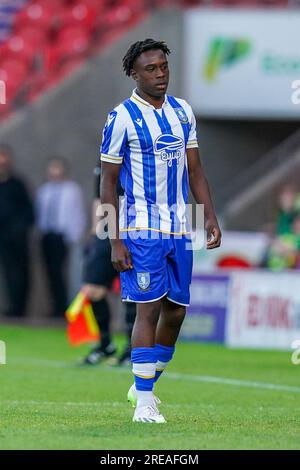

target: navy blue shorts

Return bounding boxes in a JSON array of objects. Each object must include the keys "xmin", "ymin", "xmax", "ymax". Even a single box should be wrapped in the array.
[
  {"xmin": 82, "ymin": 236, "xmax": 117, "ymax": 287},
  {"xmin": 120, "ymin": 231, "xmax": 193, "ymax": 306}
]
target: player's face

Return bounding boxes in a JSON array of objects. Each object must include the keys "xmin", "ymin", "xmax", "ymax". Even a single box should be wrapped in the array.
[{"xmin": 132, "ymin": 49, "xmax": 169, "ymax": 98}]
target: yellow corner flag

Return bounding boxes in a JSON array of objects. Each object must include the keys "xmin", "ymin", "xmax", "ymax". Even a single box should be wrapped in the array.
[{"xmin": 65, "ymin": 292, "xmax": 100, "ymax": 346}]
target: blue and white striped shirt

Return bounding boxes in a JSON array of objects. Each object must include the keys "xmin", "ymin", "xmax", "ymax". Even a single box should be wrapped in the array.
[{"xmin": 100, "ymin": 89, "xmax": 198, "ymax": 235}]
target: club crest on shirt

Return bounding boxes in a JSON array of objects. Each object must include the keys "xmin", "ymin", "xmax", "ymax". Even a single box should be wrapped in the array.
[
  {"xmin": 137, "ymin": 272, "xmax": 150, "ymax": 290},
  {"xmin": 154, "ymin": 134, "xmax": 184, "ymax": 167},
  {"xmin": 174, "ymin": 107, "xmax": 189, "ymax": 124}
]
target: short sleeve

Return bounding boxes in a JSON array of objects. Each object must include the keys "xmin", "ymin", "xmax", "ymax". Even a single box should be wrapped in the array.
[
  {"xmin": 186, "ymin": 106, "xmax": 198, "ymax": 149},
  {"xmin": 100, "ymin": 108, "xmax": 127, "ymax": 164}
]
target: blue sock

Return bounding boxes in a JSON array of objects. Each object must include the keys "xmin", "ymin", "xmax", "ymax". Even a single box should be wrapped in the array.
[
  {"xmin": 131, "ymin": 347, "xmax": 157, "ymax": 391},
  {"xmin": 154, "ymin": 344, "xmax": 175, "ymax": 383}
]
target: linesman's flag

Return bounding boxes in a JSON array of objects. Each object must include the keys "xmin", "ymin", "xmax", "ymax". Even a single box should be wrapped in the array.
[{"xmin": 65, "ymin": 292, "xmax": 100, "ymax": 346}]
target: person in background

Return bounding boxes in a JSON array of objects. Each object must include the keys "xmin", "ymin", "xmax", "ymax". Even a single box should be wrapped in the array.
[
  {"xmin": 291, "ymin": 215, "xmax": 300, "ymax": 269},
  {"xmin": 267, "ymin": 213, "xmax": 300, "ymax": 271},
  {"xmin": 0, "ymin": 145, "xmax": 34, "ymax": 317},
  {"xmin": 81, "ymin": 164, "xmax": 135, "ymax": 366},
  {"xmin": 276, "ymin": 184, "xmax": 298, "ymax": 236},
  {"xmin": 36, "ymin": 157, "xmax": 86, "ymax": 317},
  {"xmin": 265, "ymin": 184, "xmax": 300, "ymax": 271}
]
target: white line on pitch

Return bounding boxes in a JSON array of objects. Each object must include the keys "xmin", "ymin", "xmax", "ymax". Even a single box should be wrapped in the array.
[
  {"xmin": 1, "ymin": 400, "xmax": 123, "ymax": 407},
  {"xmin": 7, "ymin": 357, "xmax": 300, "ymax": 394},
  {"xmin": 165, "ymin": 372, "xmax": 300, "ymax": 394}
]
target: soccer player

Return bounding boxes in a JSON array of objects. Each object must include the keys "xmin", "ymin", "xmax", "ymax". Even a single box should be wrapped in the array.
[{"xmin": 100, "ymin": 39, "xmax": 221, "ymax": 423}]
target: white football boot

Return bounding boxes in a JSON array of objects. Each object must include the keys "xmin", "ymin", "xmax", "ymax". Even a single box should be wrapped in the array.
[{"xmin": 132, "ymin": 402, "xmax": 166, "ymax": 423}]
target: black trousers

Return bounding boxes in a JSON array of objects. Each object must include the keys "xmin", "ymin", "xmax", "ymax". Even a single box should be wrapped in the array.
[
  {"xmin": 41, "ymin": 232, "xmax": 68, "ymax": 317},
  {"xmin": 0, "ymin": 235, "xmax": 30, "ymax": 317}
]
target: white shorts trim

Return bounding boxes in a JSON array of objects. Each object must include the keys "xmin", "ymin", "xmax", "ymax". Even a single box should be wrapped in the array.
[
  {"xmin": 167, "ymin": 296, "xmax": 189, "ymax": 307},
  {"xmin": 122, "ymin": 291, "xmax": 168, "ymax": 304}
]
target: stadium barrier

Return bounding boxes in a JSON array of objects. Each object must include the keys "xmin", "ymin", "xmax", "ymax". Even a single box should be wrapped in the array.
[{"xmin": 182, "ymin": 269, "xmax": 300, "ymax": 350}]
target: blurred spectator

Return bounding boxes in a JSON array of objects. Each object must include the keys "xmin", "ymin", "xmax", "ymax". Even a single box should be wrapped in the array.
[
  {"xmin": 0, "ymin": 144, "xmax": 34, "ymax": 317},
  {"xmin": 265, "ymin": 184, "xmax": 300, "ymax": 271},
  {"xmin": 36, "ymin": 157, "xmax": 86, "ymax": 317},
  {"xmin": 291, "ymin": 215, "xmax": 300, "ymax": 269},
  {"xmin": 267, "ymin": 235, "xmax": 298, "ymax": 271},
  {"xmin": 276, "ymin": 184, "xmax": 298, "ymax": 235}
]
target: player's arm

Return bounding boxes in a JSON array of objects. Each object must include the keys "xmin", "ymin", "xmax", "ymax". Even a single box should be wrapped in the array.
[
  {"xmin": 100, "ymin": 108, "xmax": 132, "ymax": 271},
  {"xmin": 100, "ymin": 161, "xmax": 132, "ymax": 271},
  {"xmin": 187, "ymin": 147, "xmax": 221, "ymax": 249}
]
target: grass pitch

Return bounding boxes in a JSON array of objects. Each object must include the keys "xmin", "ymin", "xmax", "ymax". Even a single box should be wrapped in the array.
[{"xmin": 1, "ymin": 325, "xmax": 300, "ymax": 450}]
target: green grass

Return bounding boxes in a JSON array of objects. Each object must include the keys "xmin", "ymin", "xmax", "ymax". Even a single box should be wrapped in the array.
[{"xmin": 1, "ymin": 325, "xmax": 300, "ymax": 450}]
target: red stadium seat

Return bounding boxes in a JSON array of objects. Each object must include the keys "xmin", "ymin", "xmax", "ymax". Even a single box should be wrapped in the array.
[
  {"xmin": 0, "ymin": 0, "xmax": 150, "ymax": 116},
  {"xmin": 0, "ymin": 58, "xmax": 28, "ymax": 101},
  {"xmin": 58, "ymin": 25, "xmax": 90, "ymax": 44},
  {"xmin": 15, "ymin": 25, "xmax": 48, "ymax": 48},
  {"xmin": 76, "ymin": 0, "xmax": 108, "ymax": 21},
  {"xmin": 34, "ymin": 0, "xmax": 65, "ymax": 13},
  {"xmin": 97, "ymin": 4, "xmax": 135, "ymax": 32},
  {"xmin": 76, "ymin": 0, "xmax": 106, "ymax": 10},
  {"xmin": 0, "ymin": 34, "xmax": 36, "ymax": 67},
  {"xmin": 59, "ymin": 33, "xmax": 89, "ymax": 57},
  {"xmin": 61, "ymin": 2, "xmax": 97, "ymax": 32},
  {"xmin": 44, "ymin": 44, "xmax": 59, "ymax": 71},
  {"xmin": 14, "ymin": 2, "xmax": 55, "ymax": 32},
  {"xmin": 45, "ymin": 26, "xmax": 90, "ymax": 72}
]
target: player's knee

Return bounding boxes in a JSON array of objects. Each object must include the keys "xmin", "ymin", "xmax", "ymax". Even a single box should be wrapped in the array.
[
  {"xmin": 136, "ymin": 311, "xmax": 159, "ymax": 328},
  {"xmin": 136, "ymin": 302, "xmax": 160, "ymax": 327},
  {"xmin": 167, "ymin": 309, "xmax": 186, "ymax": 328}
]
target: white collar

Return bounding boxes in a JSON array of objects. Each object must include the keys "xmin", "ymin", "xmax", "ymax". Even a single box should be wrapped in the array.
[{"xmin": 130, "ymin": 88, "xmax": 168, "ymax": 110}]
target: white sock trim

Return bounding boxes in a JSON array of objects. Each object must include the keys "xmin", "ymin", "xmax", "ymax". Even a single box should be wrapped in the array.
[
  {"xmin": 132, "ymin": 362, "xmax": 156, "ymax": 379},
  {"xmin": 156, "ymin": 360, "xmax": 168, "ymax": 372}
]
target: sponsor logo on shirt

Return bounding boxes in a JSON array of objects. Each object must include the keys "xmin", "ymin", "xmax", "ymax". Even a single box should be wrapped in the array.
[{"xmin": 154, "ymin": 134, "xmax": 184, "ymax": 167}]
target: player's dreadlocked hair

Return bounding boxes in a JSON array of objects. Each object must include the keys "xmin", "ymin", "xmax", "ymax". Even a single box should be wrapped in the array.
[{"xmin": 122, "ymin": 39, "xmax": 171, "ymax": 76}]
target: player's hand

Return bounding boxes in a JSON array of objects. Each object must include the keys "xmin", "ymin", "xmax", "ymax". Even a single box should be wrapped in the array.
[
  {"xmin": 205, "ymin": 218, "xmax": 222, "ymax": 249},
  {"xmin": 111, "ymin": 240, "xmax": 133, "ymax": 272}
]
